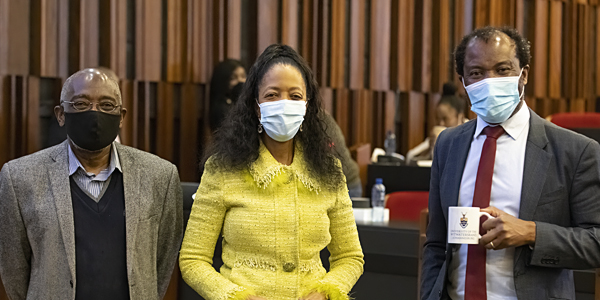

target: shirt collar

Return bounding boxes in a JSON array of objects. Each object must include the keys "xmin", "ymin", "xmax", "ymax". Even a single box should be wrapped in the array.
[
  {"xmin": 68, "ymin": 142, "xmax": 122, "ymax": 177},
  {"xmin": 474, "ymin": 101, "xmax": 530, "ymax": 140},
  {"xmin": 248, "ymin": 140, "xmax": 321, "ymax": 193}
]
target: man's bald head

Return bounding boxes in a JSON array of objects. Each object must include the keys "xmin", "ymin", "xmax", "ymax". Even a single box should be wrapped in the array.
[{"xmin": 60, "ymin": 68, "xmax": 122, "ymax": 106}]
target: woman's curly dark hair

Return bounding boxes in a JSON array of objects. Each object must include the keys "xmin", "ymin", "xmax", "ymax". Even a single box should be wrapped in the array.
[{"xmin": 203, "ymin": 44, "xmax": 344, "ymax": 191}]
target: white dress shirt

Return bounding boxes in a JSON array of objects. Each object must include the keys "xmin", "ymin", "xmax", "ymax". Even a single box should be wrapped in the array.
[{"xmin": 448, "ymin": 103, "xmax": 530, "ymax": 300}]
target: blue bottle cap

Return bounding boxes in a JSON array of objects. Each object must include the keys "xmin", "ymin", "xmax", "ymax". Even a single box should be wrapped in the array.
[{"xmin": 375, "ymin": 178, "xmax": 383, "ymax": 184}]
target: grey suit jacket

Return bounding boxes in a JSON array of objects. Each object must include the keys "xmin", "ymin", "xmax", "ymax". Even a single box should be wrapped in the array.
[
  {"xmin": 0, "ymin": 140, "xmax": 183, "ymax": 300},
  {"xmin": 421, "ymin": 110, "xmax": 600, "ymax": 300}
]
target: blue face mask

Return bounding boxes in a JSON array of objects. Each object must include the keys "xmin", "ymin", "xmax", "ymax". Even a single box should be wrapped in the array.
[
  {"xmin": 259, "ymin": 100, "xmax": 307, "ymax": 142},
  {"xmin": 463, "ymin": 69, "xmax": 524, "ymax": 124}
]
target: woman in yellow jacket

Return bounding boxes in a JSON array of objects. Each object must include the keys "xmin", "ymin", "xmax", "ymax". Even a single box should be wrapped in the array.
[{"xmin": 179, "ymin": 44, "xmax": 364, "ymax": 300}]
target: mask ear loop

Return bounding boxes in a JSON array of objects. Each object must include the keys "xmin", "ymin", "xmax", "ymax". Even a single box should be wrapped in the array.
[{"xmin": 517, "ymin": 68, "xmax": 525, "ymax": 99}]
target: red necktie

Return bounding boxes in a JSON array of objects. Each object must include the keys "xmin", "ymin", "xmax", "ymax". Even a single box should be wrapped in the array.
[{"xmin": 464, "ymin": 125, "xmax": 505, "ymax": 300}]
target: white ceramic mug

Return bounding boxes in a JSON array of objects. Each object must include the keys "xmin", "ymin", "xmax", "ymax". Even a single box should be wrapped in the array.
[{"xmin": 447, "ymin": 206, "xmax": 494, "ymax": 244}]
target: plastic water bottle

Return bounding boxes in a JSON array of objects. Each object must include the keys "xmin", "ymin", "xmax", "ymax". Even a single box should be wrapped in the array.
[
  {"xmin": 384, "ymin": 131, "xmax": 396, "ymax": 155},
  {"xmin": 371, "ymin": 178, "xmax": 386, "ymax": 222}
]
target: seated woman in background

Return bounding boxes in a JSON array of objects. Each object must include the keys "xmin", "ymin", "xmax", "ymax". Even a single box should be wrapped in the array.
[
  {"xmin": 179, "ymin": 44, "xmax": 364, "ymax": 300},
  {"xmin": 406, "ymin": 82, "xmax": 467, "ymax": 162},
  {"xmin": 209, "ymin": 59, "xmax": 247, "ymax": 132}
]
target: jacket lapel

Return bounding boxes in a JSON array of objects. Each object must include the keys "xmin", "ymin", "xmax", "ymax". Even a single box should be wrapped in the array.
[
  {"xmin": 514, "ymin": 110, "xmax": 551, "ymax": 266},
  {"xmin": 48, "ymin": 141, "xmax": 77, "ymax": 282},
  {"xmin": 518, "ymin": 111, "xmax": 552, "ymax": 221},
  {"xmin": 442, "ymin": 121, "xmax": 476, "ymax": 220},
  {"xmin": 116, "ymin": 143, "xmax": 140, "ymax": 279}
]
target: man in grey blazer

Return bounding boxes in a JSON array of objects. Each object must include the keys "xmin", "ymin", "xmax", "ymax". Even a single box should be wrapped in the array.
[
  {"xmin": 0, "ymin": 68, "xmax": 183, "ymax": 300},
  {"xmin": 421, "ymin": 27, "xmax": 600, "ymax": 300}
]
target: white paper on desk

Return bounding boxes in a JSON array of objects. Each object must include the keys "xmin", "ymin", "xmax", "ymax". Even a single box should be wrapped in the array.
[
  {"xmin": 417, "ymin": 160, "xmax": 433, "ymax": 167},
  {"xmin": 353, "ymin": 208, "xmax": 390, "ymax": 223}
]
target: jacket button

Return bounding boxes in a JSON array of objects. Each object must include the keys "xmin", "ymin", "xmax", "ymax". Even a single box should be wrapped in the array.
[
  {"xmin": 438, "ymin": 290, "xmax": 442, "ymax": 297},
  {"xmin": 283, "ymin": 262, "xmax": 296, "ymax": 272},
  {"xmin": 70, "ymin": 280, "xmax": 73, "ymax": 288}
]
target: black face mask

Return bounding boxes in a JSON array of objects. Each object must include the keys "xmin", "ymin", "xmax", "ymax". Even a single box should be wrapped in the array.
[
  {"xmin": 64, "ymin": 111, "xmax": 121, "ymax": 151},
  {"xmin": 227, "ymin": 82, "xmax": 244, "ymax": 104}
]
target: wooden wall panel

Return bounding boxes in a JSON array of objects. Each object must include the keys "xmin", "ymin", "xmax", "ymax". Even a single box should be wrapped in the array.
[
  {"xmin": 474, "ymin": 0, "xmax": 489, "ymax": 28},
  {"xmin": 79, "ymin": 0, "xmax": 99, "ymax": 68},
  {"xmin": 108, "ymin": 0, "xmax": 127, "ymax": 79},
  {"xmin": 488, "ymin": 0, "xmax": 505, "ymax": 26},
  {"xmin": 156, "ymin": 82, "xmax": 175, "ymax": 161},
  {"xmin": 334, "ymin": 88, "xmax": 350, "ymax": 145},
  {"xmin": 369, "ymin": 0, "xmax": 391, "ymax": 91},
  {"xmin": 179, "ymin": 83, "xmax": 200, "ymax": 182},
  {"xmin": 577, "ymin": 4, "xmax": 590, "ymax": 99},
  {"xmin": 135, "ymin": 0, "xmax": 162, "ymax": 81},
  {"xmin": 119, "ymin": 80, "xmax": 134, "ymax": 146},
  {"xmin": 431, "ymin": 0, "xmax": 451, "ymax": 93},
  {"xmin": 300, "ymin": 0, "xmax": 315, "ymax": 69},
  {"xmin": 8, "ymin": 76, "xmax": 28, "ymax": 160},
  {"xmin": 413, "ymin": 0, "xmax": 432, "ymax": 93},
  {"xmin": 167, "ymin": 0, "xmax": 188, "ymax": 83},
  {"xmin": 400, "ymin": 91, "xmax": 425, "ymax": 155},
  {"xmin": 30, "ymin": 0, "xmax": 60, "ymax": 77},
  {"xmin": 348, "ymin": 0, "xmax": 366, "ymax": 90},
  {"xmin": 351, "ymin": 90, "xmax": 372, "ymax": 145},
  {"xmin": 597, "ymin": 6, "xmax": 600, "ymax": 96},
  {"xmin": 132, "ymin": 81, "xmax": 152, "ymax": 151},
  {"xmin": 372, "ymin": 92, "xmax": 386, "ymax": 148},
  {"xmin": 27, "ymin": 77, "xmax": 40, "ymax": 154},
  {"xmin": 0, "ymin": 76, "xmax": 10, "ymax": 163},
  {"xmin": 281, "ymin": 0, "xmax": 299, "ymax": 50},
  {"xmin": 187, "ymin": 0, "xmax": 209, "ymax": 83},
  {"xmin": 391, "ymin": 0, "xmax": 414, "ymax": 92},
  {"xmin": 0, "ymin": 0, "xmax": 30, "ymax": 75},
  {"xmin": 548, "ymin": 0, "xmax": 562, "ymax": 98},
  {"xmin": 330, "ymin": 0, "xmax": 345, "ymax": 89},
  {"xmin": 563, "ymin": 1, "xmax": 578, "ymax": 99},
  {"xmin": 211, "ymin": 0, "xmax": 225, "ymax": 64},
  {"xmin": 2, "ymin": 0, "xmax": 600, "ymax": 175},
  {"xmin": 428, "ymin": 93, "xmax": 441, "ymax": 135},
  {"xmin": 256, "ymin": 0, "xmax": 278, "ymax": 55},
  {"xmin": 528, "ymin": 0, "xmax": 548, "ymax": 99},
  {"xmin": 226, "ymin": 0, "xmax": 242, "ymax": 59}
]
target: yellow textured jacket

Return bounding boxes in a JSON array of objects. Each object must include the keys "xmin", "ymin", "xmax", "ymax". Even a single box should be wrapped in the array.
[{"xmin": 179, "ymin": 143, "xmax": 364, "ymax": 300}]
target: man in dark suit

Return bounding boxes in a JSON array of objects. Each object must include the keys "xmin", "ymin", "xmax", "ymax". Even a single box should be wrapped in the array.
[
  {"xmin": 421, "ymin": 27, "xmax": 600, "ymax": 300},
  {"xmin": 0, "ymin": 68, "xmax": 183, "ymax": 300}
]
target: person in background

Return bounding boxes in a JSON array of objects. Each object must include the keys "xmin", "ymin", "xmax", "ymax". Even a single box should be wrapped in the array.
[
  {"xmin": 406, "ymin": 82, "xmax": 466, "ymax": 162},
  {"xmin": 179, "ymin": 44, "xmax": 364, "ymax": 300},
  {"xmin": 209, "ymin": 59, "xmax": 247, "ymax": 132},
  {"xmin": 422, "ymin": 26, "xmax": 600, "ymax": 300},
  {"xmin": 0, "ymin": 68, "xmax": 183, "ymax": 300},
  {"xmin": 320, "ymin": 110, "xmax": 362, "ymax": 197}
]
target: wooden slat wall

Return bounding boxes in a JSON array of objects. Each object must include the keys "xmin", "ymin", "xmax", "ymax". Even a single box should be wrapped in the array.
[{"xmin": 1, "ymin": 0, "xmax": 600, "ymax": 181}]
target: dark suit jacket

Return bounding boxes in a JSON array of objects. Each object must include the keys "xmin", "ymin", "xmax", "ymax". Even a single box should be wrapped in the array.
[
  {"xmin": 0, "ymin": 141, "xmax": 183, "ymax": 300},
  {"xmin": 421, "ymin": 110, "xmax": 600, "ymax": 300}
]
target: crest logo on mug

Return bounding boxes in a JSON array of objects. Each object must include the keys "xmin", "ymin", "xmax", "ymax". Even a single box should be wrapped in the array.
[
  {"xmin": 460, "ymin": 212, "xmax": 468, "ymax": 229},
  {"xmin": 448, "ymin": 207, "xmax": 495, "ymax": 244}
]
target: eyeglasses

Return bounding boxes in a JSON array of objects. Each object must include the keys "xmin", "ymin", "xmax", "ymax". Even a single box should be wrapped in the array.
[{"xmin": 62, "ymin": 100, "xmax": 121, "ymax": 113}]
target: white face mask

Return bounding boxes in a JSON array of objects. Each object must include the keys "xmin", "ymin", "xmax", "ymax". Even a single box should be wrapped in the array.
[
  {"xmin": 462, "ymin": 68, "xmax": 524, "ymax": 124},
  {"xmin": 259, "ymin": 100, "xmax": 307, "ymax": 142}
]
